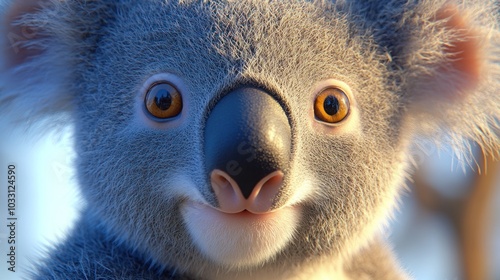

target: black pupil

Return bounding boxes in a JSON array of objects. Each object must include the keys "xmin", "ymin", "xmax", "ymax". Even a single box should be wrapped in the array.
[
  {"xmin": 323, "ymin": 95, "xmax": 340, "ymax": 115},
  {"xmin": 155, "ymin": 89, "xmax": 172, "ymax": 111}
]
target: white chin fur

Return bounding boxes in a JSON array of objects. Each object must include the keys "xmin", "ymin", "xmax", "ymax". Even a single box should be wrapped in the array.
[{"xmin": 181, "ymin": 202, "xmax": 301, "ymax": 268}]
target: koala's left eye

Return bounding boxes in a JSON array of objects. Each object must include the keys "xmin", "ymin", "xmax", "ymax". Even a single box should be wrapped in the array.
[
  {"xmin": 144, "ymin": 82, "xmax": 183, "ymax": 119},
  {"xmin": 314, "ymin": 87, "xmax": 350, "ymax": 124}
]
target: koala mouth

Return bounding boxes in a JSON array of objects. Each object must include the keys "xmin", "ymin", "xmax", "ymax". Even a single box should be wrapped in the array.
[{"xmin": 181, "ymin": 201, "xmax": 301, "ymax": 268}]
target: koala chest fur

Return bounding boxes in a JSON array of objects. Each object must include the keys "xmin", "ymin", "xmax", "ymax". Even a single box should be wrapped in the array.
[{"xmin": 1, "ymin": 0, "xmax": 499, "ymax": 279}]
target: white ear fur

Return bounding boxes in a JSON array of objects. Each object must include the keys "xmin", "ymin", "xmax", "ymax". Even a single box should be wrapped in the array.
[
  {"xmin": 414, "ymin": 5, "xmax": 485, "ymax": 102},
  {"xmin": 406, "ymin": 2, "xmax": 500, "ymax": 159},
  {"xmin": 0, "ymin": 0, "xmax": 74, "ymax": 125}
]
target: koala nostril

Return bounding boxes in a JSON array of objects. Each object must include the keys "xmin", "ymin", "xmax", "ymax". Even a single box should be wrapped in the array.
[
  {"xmin": 248, "ymin": 171, "xmax": 284, "ymax": 213},
  {"xmin": 210, "ymin": 170, "xmax": 284, "ymax": 214},
  {"xmin": 210, "ymin": 170, "xmax": 242, "ymax": 214}
]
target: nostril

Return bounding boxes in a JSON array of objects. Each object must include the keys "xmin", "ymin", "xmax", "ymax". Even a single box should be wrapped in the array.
[
  {"xmin": 210, "ymin": 169, "xmax": 285, "ymax": 214},
  {"xmin": 211, "ymin": 172, "xmax": 232, "ymax": 193},
  {"xmin": 210, "ymin": 170, "xmax": 244, "ymax": 213},
  {"xmin": 247, "ymin": 171, "xmax": 284, "ymax": 213},
  {"xmin": 250, "ymin": 171, "xmax": 284, "ymax": 199}
]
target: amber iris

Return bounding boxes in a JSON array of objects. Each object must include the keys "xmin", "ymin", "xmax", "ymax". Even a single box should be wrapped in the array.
[
  {"xmin": 145, "ymin": 82, "xmax": 183, "ymax": 119},
  {"xmin": 314, "ymin": 87, "xmax": 350, "ymax": 123}
]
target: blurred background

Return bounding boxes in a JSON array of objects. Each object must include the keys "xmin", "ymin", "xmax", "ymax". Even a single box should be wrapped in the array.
[{"xmin": 0, "ymin": 121, "xmax": 499, "ymax": 280}]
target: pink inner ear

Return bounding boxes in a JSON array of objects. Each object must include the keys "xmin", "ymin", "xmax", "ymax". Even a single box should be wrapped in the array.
[
  {"xmin": 3, "ymin": 0, "xmax": 46, "ymax": 68},
  {"xmin": 436, "ymin": 5, "xmax": 483, "ymax": 91}
]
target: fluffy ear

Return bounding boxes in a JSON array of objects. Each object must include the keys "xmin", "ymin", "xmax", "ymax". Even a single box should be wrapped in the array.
[
  {"xmin": 362, "ymin": 0, "xmax": 500, "ymax": 158},
  {"xmin": 3, "ymin": 0, "xmax": 44, "ymax": 68},
  {"xmin": 0, "ymin": 0, "xmax": 73, "ymax": 124},
  {"xmin": 0, "ymin": 0, "xmax": 115, "ymax": 126}
]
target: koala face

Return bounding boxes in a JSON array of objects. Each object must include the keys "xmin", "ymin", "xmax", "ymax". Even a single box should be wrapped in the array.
[
  {"xmin": 73, "ymin": 0, "xmax": 405, "ymax": 271},
  {"xmin": 1, "ymin": 0, "xmax": 498, "ymax": 278}
]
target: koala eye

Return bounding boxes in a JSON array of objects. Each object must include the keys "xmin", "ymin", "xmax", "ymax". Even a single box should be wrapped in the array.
[
  {"xmin": 314, "ymin": 87, "xmax": 350, "ymax": 124},
  {"xmin": 144, "ymin": 82, "xmax": 183, "ymax": 119}
]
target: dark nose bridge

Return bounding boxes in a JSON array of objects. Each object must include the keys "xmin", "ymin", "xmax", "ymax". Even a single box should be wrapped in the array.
[{"xmin": 203, "ymin": 86, "xmax": 292, "ymax": 200}]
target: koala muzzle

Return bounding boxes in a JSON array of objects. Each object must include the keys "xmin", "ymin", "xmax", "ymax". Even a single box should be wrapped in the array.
[{"xmin": 204, "ymin": 87, "xmax": 291, "ymax": 214}]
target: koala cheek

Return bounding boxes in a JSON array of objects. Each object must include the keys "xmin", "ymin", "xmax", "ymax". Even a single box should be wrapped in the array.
[{"xmin": 181, "ymin": 201, "xmax": 302, "ymax": 268}]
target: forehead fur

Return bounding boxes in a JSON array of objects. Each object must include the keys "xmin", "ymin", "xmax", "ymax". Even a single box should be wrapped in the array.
[{"xmin": 88, "ymin": 0, "xmax": 381, "ymax": 90}]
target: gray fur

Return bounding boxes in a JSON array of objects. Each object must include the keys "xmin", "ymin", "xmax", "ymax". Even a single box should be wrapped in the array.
[{"xmin": 1, "ymin": 0, "xmax": 499, "ymax": 279}]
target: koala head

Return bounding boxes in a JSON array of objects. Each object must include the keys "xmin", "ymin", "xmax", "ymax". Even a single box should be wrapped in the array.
[{"xmin": 1, "ymin": 0, "xmax": 499, "ymax": 277}]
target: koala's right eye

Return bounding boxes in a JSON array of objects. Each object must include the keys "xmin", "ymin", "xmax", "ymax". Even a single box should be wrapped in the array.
[
  {"xmin": 314, "ymin": 87, "xmax": 350, "ymax": 124},
  {"xmin": 144, "ymin": 82, "xmax": 183, "ymax": 120}
]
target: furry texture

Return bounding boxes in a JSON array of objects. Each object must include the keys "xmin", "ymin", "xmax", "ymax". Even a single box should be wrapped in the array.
[{"xmin": 0, "ymin": 0, "xmax": 499, "ymax": 279}]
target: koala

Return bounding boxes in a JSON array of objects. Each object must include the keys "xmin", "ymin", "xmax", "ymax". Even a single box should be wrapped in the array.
[{"xmin": 1, "ymin": 0, "xmax": 499, "ymax": 279}]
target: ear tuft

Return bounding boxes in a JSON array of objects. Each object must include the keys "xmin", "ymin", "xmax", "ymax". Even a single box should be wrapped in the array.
[
  {"xmin": 3, "ymin": 0, "xmax": 47, "ymax": 68},
  {"xmin": 433, "ymin": 4, "xmax": 483, "ymax": 97},
  {"xmin": 0, "ymin": 0, "xmax": 74, "ymax": 126},
  {"xmin": 405, "ymin": 1, "xmax": 500, "ymax": 159}
]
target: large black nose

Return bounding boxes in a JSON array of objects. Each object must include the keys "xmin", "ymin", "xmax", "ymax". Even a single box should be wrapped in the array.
[{"xmin": 204, "ymin": 87, "xmax": 291, "ymax": 199}]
